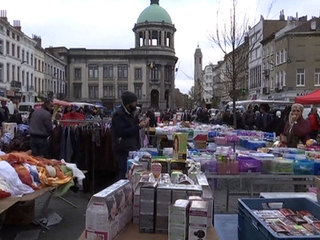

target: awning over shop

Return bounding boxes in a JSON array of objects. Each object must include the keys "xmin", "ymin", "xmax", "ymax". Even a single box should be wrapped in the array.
[{"xmin": 295, "ymin": 88, "xmax": 320, "ymax": 104}]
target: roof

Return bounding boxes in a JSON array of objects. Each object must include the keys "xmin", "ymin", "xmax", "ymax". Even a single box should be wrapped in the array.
[
  {"xmin": 137, "ymin": 1, "xmax": 172, "ymax": 24},
  {"xmin": 286, "ymin": 17, "xmax": 320, "ymax": 34}
]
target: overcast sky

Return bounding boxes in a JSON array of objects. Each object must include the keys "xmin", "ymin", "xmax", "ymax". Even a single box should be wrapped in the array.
[{"xmin": 2, "ymin": 0, "xmax": 320, "ymax": 94}]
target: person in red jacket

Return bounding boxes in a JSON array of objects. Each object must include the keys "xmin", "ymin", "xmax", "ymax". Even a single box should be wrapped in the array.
[
  {"xmin": 62, "ymin": 105, "xmax": 85, "ymax": 126},
  {"xmin": 309, "ymin": 107, "xmax": 320, "ymax": 140}
]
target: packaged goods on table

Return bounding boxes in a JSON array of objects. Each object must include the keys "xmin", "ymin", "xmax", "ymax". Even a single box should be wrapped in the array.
[
  {"xmin": 249, "ymin": 152, "xmax": 275, "ymax": 174},
  {"xmin": 238, "ymin": 156, "xmax": 262, "ymax": 173},
  {"xmin": 169, "ymin": 199, "xmax": 190, "ymax": 240},
  {"xmin": 270, "ymin": 158, "xmax": 294, "ymax": 174},
  {"xmin": 85, "ymin": 180, "xmax": 132, "ymax": 240},
  {"xmin": 189, "ymin": 200, "xmax": 209, "ymax": 240},
  {"xmin": 215, "ymin": 147, "xmax": 239, "ymax": 175},
  {"xmin": 173, "ymin": 133, "xmax": 188, "ymax": 161},
  {"xmin": 294, "ymin": 159, "xmax": 314, "ymax": 175}
]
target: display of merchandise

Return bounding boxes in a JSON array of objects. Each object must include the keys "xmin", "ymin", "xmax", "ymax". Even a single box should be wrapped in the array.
[
  {"xmin": 85, "ymin": 180, "xmax": 132, "ymax": 240},
  {"xmin": 173, "ymin": 133, "xmax": 188, "ymax": 160},
  {"xmin": 169, "ymin": 199, "xmax": 190, "ymax": 240},
  {"xmin": 189, "ymin": 200, "xmax": 209, "ymax": 240}
]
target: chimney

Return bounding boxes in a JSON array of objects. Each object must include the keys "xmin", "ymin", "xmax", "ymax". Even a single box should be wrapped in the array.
[
  {"xmin": 32, "ymin": 34, "xmax": 42, "ymax": 48},
  {"xmin": 0, "ymin": 10, "xmax": 7, "ymax": 22},
  {"xmin": 13, "ymin": 20, "xmax": 21, "ymax": 31},
  {"xmin": 279, "ymin": 10, "xmax": 285, "ymax": 21}
]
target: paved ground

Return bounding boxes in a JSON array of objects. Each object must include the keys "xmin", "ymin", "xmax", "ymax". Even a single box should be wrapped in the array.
[{"xmin": 0, "ymin": 177, "xmax": 298, "ymax": 240}]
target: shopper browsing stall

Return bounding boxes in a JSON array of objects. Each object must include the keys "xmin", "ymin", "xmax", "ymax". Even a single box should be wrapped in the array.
[
  {"xmin": 111, "ymin": 91, "xmax": 149, "ymax": 179},
  {"xmin": 29, "ymin": 100, "xmax": 53, "ymax": 157},
  {"xmin": 282, "ymin": 103, "xmax": 311, "ymax": 148}
]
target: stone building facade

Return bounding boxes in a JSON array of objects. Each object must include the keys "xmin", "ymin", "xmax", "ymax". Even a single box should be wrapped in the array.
[{"xmin": 48, "ymin": 0, "xmax": 178, "ymax": 111}]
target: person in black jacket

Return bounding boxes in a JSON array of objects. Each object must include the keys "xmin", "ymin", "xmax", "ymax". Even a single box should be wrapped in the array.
[{"xmin": 112, "ymin": 91, "xmax": 149, "ymax": 179}]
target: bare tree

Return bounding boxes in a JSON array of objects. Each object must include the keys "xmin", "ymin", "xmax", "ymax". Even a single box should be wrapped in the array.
[{"xmin": 210, "ymin": 0, "xmax": 253, "ymax": 128}]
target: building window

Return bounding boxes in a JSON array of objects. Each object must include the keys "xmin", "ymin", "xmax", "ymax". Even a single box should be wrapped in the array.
[
  {"xmin": 315, "ymin": 68, "xmax": 320, "ymax": 86},
  {"xmin": 34, "ymin": 57, "xmax": 37, "ymax": 69},
  {"xmin": 89, "ymin": 85, "xmax": 99, "ymax": 99},
  {"xmin": 74, "ymin": 84, "xmax": 82, "ymax": 99},
  {"xmin": 164, "ymin": 66, "xmax": 172, "ymax": 82},
  {"xmin": 22, "ymin": 71, "xmax": 25, "ymax": 86},
  {"xmin": 134, "ymin": 68, "xmax": 142, "ymax": 80},
  {"xmin": 26, "ymin": 52, "xmax": 29, "ymax": 64},
  {"xmin": 17, "ymin": 66, "xmax": 20, "ymax": 82},
  {"xmin": 0, "ymin": 63, "xmax": 3, "ymax": 82},
  {"xmin": 276, "ymin": 52, "xmax": 279, "ymax": 65},
  {"xmin": 150, "ymin": 65, "xmax": 160, "ymax": 81},
  {"xmin": 26, "ymin": 72, "xmax": 29, "ymax": 89},
  {"xmin": 103, "ymin": 65, "xmax": 113, "ymax": 79},
  {"xmin": 103, "ymin": 85, "xmax": 114, "ymax": 97},
  {"xmin": 11, "ymin": 43, "xmax": 15, "ymax": 57},
  {"xmin": 6, "ymin": 63, "xmax": 10, "ymax": 82},
  {"xmin": 6, "ymin": 41, "xmax": 9, "ymax": 55},
  {"xmin": 17, "ymin": 46, "xmax": 20, "ymax": 59},
  {"xmin": 118, "ymin": 65, "xmax": 128, "ymax": 80},
  {"xmin": 118, "ymin": 84, "xmax": 128, "ymax": 97},
  {"xmin": 74, "ymin": 68, "xmax": 81, "ymax": 80},
  {"xmin": 283, "ymin": 71, "xmax": 286, "ymax": 86},
  {"xmin": 134, "ymin": 85, "xmax": 142, "ymax": 99},
  {"xmin": 88, "ymin": 65, "xmax": 98, "ymax": 79},
  {"xmin": 0, "ymin": 39, "xmax": 3, "ymax": 55},
  {"xmin": 12, "ymin": 65, "xmax": 15, "ymax": 82},
  {"xmin": 22, "ymin": 49, "xmax": 25, "ymax": 62},
  {"xmin": 296, "ymin": 68, "xmax": 305, "ymax": 86}
]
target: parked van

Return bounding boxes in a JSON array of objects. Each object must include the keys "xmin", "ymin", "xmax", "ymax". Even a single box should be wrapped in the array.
[{"xmin": 18, "ymin": 102, "xmax": 42, "ymax": 121}]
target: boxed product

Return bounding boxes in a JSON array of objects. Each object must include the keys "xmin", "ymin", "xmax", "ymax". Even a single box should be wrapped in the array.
[
  {"xmin": 2, "ymin": 122, "xmax": 17, "ymax": 137},
  {"xmin": 133, "ymin": 173, "xmax": 156, "ymax": 224},
  {"xmin": 238, "ymin": 156, "xmax": 262, "ymax": 173},
  {"xmin": 156, "ymin": 184, "xmax": 173, "ymax": 233},
  {"xmin": 270, "ymin": 158, "xmax": 294, "ymax": 174},
  {"xmin": 139, "ymin": 181, "xmax": 157, "ymax": 233},
  {"xmin": 173, "ymin": 133, "xmax": 188, "ymax": 160},
  {"xmin": 189, "ymin": 200, "xmax": 208, "ymax": 240},
  {"xmin": 195, "ymin": 173, "xmax": 214, "ymax": 226},
  {"xmin": 294, "ymin": 159, "xmax": 314, "ymax": 175},
  {"xmin": 171, "ymin": 160, "xmax": 187, "ymax": 174},
  {"xmin": 85, "ymin": 180, "xmax": 132, "ymax": 240},
  {"xmin": 169, "ymin": 199, "xmax": 190, "ymax": 240}
]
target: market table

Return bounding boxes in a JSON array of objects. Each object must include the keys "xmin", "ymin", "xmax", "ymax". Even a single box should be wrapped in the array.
[
  {"xmin": 205, "ymin": 173, "xmax": 315, "ymax": 212},
  {"xmin": 78, "ymin": 223, "xmax": 219, "ymax": 240},
  {"xmin": 0, "ymin": 186, "xmax": 55, "ymax": 215}
]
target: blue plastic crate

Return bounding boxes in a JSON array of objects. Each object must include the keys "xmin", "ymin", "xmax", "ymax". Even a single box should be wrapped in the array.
[{"xmin": 238, "ymin": 198, "xmax": 320, "ymax": 240}]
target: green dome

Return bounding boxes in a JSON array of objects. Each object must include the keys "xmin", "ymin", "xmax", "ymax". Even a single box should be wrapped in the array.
[{"xmin": 137, "ymin": 2, "xmax": 172, "ymax": 24}]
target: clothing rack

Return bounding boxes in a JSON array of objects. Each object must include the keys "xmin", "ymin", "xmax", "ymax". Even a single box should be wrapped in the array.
[{"xmin": 53, "ymin": 118, "xmax": 112, "ymax": 193}]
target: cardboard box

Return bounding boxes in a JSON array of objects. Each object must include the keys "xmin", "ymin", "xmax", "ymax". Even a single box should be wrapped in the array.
[
  {"xmin": 173, "ymin": 133, "xmax": 188, "ymax": 161},
  {"xmin": 139, "ymin": 182, "xmax": 157, "ymax": 233},
  {"xmin": 2, "ymin": 122, "xmax": 17, "ymax": 137},
  {"xmin": 169, "ymin": 199, "xmax": 190, "ymax": 240},
  {"xmin": 85, "ymin": 180, "xmax": 132, "ymax": 240},
  {"xmin": 189, "ymin": 200, "xmax": 208, "ymax": 240}
]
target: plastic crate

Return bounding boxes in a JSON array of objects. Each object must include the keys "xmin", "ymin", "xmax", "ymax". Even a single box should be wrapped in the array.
[{"xmin": 238, "ymin": 198, "xmax": 320, "ymax": 240}]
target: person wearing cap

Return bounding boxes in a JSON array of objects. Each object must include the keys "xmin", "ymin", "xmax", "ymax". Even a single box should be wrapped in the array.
[{"xmin": 112, "ymin": 91, "xmax": 149, "ymax": 179}]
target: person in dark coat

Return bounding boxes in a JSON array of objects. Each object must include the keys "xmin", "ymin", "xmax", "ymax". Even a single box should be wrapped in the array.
[
  {"xmin": 29, "ymin": 100, "xmax": 53, "ymax": 157},
  {"xmin": 111, "ymin": 91, "xmax": 149, "ymax": 179}
]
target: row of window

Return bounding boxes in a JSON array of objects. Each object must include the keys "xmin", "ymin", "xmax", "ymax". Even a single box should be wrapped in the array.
[
  {"xmin": 73, "ymin": 84, "xmax": 142, "ymax": 100},
  {"xmin": 74, "ymin": 65, "xmax": 173, "ymax": 82},
  {"xmin": 0, "ymin": 39, "xmax": 65, "ymax": 80},
  {"xmin": 6, "ymin": 28, "xmax": 20, "ymax": 41},
  {"xmin": 296, "ymin": 68, "xmax": 320, "ymax": 86},
  {"xmin": 0, "ymin": 63, "xmax": 65, "ymax": 93}
]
